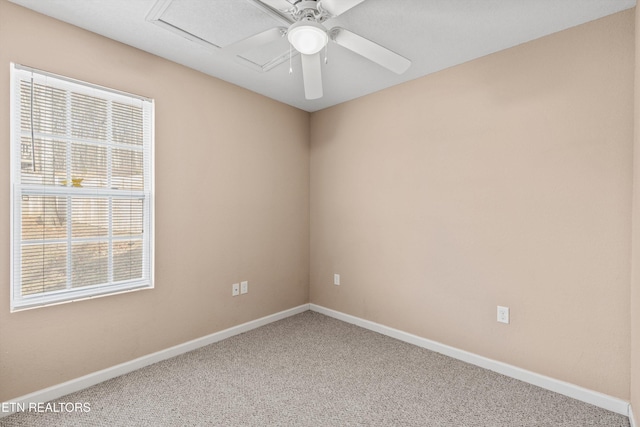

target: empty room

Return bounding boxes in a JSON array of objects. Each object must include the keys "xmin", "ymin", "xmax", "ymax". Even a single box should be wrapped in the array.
[{"xmin": 1, "ymin": 0, "xmax": 639, "ymax": 425}]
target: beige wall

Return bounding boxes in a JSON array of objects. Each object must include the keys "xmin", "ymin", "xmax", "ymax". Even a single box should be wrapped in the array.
[
  {"xmin": 310, "ymin": 10, "xmax": 634, "ymax": 399},
  {"xmin": 0, "ymin": 1, "xmax": 310, "ymax": 401},
  {"xmin": 632, "ymin": 5, "xmax": 640, "ymax": 420}
]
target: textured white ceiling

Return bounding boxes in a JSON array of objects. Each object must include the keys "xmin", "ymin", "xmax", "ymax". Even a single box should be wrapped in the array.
[{"xmin": 8, "ymin": 0, "xmax": 636, "ymax": 112}]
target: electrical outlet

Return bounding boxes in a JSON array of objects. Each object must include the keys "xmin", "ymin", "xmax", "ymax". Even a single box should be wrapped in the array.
[
  {"xmin": 497, "ymin": 306, "xmax": 509, "ymax": 324},
  {"xmin": 334, "ymin": 274, "xmax": 340, "ymax": 286},
  {"xmin": 240, "ymin": 281, "xmax": 248, "ymax": 294},
  {"xmin": 232, "ymin": 283, "xmax": 240, "ymax": 297}
]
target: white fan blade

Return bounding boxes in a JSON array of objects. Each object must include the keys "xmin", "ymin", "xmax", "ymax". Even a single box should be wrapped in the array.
[
  {"xmin": 321, "ymin": 0, "xmax": 367, "ymax": 17},
  {"xmin": 224, "ymin": 27, "xmax": 286, "ymax": 54},
  {"xmin": 301, "ymin": 53, "xmax": 323, "ymax": 100},
  {"xmin": 331, "ymin": 27, "xmax": 411, "ymax": 74},
  {"xmin": 256, "ymin": 0, "xmax": 294, "ymax": 12}
]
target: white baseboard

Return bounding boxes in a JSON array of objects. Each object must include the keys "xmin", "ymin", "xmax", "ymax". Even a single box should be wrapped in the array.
[
  {"xmin": 3, "ymin": 303, "xmax": 631, "ymax": 421},
  {"xmin": 1, "ymin": 304, "xmax": 310, "ymax": 418},
  {"xmin": 309, "ymin": 304, "xmax": 631, "ymax": 417}
]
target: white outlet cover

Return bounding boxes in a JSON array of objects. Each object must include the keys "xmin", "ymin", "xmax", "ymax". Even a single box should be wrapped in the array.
[
  {"xmin": 497, "ymin": 306, "xmax": 510, "ymax": 324},
  {"xmin": 334, "ymin": 274, "xmax": 340, "ymax": 286},
  {"xmin": 240, "ymin": 281, "xmax": 248, "ymax": 294},
  {"xmin": 232, "ymin": 283, "xmax": 240, "ymax": 297}
]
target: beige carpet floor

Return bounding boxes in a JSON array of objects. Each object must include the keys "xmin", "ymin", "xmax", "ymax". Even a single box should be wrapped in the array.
[{"xmin": 0, "ymin": 311, "xmax": 630, "ymax": 426}]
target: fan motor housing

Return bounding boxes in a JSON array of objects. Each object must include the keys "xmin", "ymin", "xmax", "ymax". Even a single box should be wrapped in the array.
[{"xmin": 292, "ymin": 1, "xmax": 329, "ymax": 22}]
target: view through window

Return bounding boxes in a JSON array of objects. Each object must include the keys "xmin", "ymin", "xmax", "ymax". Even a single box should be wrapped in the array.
[{"xmin": 11, "ymin": 64, "xmax": 154, "ymax": 311}]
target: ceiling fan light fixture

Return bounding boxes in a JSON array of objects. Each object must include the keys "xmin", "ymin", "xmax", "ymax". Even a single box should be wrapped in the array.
[{"xmin": 287, "ymin": 20, "xmax": 328, "ymax": 55}]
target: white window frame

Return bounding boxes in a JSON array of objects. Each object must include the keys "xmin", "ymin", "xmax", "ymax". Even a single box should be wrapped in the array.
[{"xmin": 10, "ymin": 63, "xmax": 155, "ymax": 311}]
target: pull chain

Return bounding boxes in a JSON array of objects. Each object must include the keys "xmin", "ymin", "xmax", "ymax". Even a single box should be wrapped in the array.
[
  {"xmin": 324, "ymin": 40, "xmax": 328, "ymax": 64},
  {"xmin": 289, "ymin": 43, "xmax": 293, "ymax": 75}
]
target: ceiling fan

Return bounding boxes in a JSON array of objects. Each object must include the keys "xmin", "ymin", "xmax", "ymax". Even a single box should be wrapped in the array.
[{"xmin": 227, "ymin": 0, "xmax": 411, "ymax": 100}]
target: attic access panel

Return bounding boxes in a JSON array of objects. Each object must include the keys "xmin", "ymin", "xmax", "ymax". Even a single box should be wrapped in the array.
[{"xmin": 147, "ymin": 0, "xmax": 295, "ymax": 71}]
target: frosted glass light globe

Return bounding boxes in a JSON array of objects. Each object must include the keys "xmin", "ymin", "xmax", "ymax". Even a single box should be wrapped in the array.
[{"xmin": 287, "ymin": 21, "xmax": 328, "ymax": 55}]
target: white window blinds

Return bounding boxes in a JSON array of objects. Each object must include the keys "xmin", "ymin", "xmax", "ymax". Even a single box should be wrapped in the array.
[{"xmin": 10, "ymin": 64, "xmax": 154, "ymax": 311}]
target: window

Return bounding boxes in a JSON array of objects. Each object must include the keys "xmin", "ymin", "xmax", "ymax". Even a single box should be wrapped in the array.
[{"xmin": 10, "ymin": 64, "xmax": 154, "ymax": 311}]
